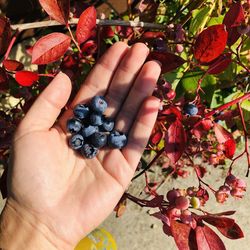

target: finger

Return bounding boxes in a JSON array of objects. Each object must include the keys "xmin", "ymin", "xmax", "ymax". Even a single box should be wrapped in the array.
[
  {"xmin": 115, "ymin": 60, "xmax": 161, "ymax": 133},
  {"xmin": 105, "ymin": 43, "xmax": 149, "ymax": 117},
  {"xmin": 71, "ymin": 41, "xmax": 128, "ymax": 107},
  {"xmin": 58, "ymin": 42, "xmax": 128, "ymax": 133},
  {"xmin": 17, "ymin": 72, "xmax": 71, "ymax": 134},
  {"xmin": 122, "ymin": 96, "xmax": 160, "ymax": 170}
]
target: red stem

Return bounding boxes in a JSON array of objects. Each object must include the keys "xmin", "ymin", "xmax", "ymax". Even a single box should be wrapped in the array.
[
  {"xmin": 4, "ymin": 30, "xmax": 19, "ymax": 60},
  {"xmin": 204, "ymin": 92, "xmax": 250, "ymax": 119},
  {"xmin": 38, "ymin": 73, "xmax": 55, "ymax": 78},
  {"xmin": 237, "ymin": 103, "xmax": 250, "ymax": 177}
]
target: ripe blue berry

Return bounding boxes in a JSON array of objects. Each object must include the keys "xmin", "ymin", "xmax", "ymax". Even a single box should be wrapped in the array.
[
  {"xmin": 81, "ymin": 144, "xmax": 98, "ymax": 159},
  {"xmin": 90, "ymin": 132, "xmax": 108, "ymax": 148},
  {"xmin": 90, "ymin": 96, "xmax": 108, "ymax": 114},
  {"xmin": 101, "ymin": 118, "xmax": 114, "ymax": 132},
  {"xmin": 69, "ymin": 134, "xmax": 84, "ymax": 150},
  {"xmin": 67, "ymin": 118, "xmax": 82, "ymax": 133},
  {"xmin": 183, "ymin": 104, "xmax": 198, "ymax": 116},
  {"xmin": 73, "ymin": 104, "xmax": 89, "ymax": 120},
  {"xmin": 90, "ymin": 113, "xmax": 103, "ymax": 126},
  {"xmin": 81, "ymin": 125, "xmax": 99, "ymax": 137},
  {"xmin": 108, "ymin": 131, "xmax": 127, "ymax": 149}
]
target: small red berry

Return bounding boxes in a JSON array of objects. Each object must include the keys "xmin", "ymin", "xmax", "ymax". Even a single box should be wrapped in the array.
[
  {"xmin": 175, "ymin": 44, "xmax": 184, "ymax": 53},
  {"xmin": 186, "ymin": 187, "xmax": 198, "ymax": 197},
  {"xmin": 180, "ymin": 210, "xmax": 192, "ymax": 224},
  {"xmin": 225, "ymin": 174, "xmax": 237, "ymax": 187},
  {"xmin": 167, "ymin": 208, "xmax": 181, "ymax": 220},
  {"xmin": 167, "ymin": 189, "xmax": 181, "ymax": 203},
  {"xmin": 218, "ymin": 185, "xmax": 231, "ymax": 195},
  {"xmin": 215, "ymin": 190, "xmax": 228, "ymax": 203},
  {"xmin": 175, "ymin": 196, "xmax": 190, "ymax": 210},
  {"xmin": 166, "ymin": 89, "xmax": 176, "ymax": 100},
  {"xmin": 230, "ymin": 188, "xmax": 245, "ymax": 198}
]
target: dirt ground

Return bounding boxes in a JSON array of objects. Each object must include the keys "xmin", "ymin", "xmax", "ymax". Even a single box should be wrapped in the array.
[{"xmin": 100, "ymin": 153, "xmax": 250, "ymax": 250}]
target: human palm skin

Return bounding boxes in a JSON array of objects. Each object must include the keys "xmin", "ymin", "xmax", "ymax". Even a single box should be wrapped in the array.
[{"xmin": 0, "ymin": 42, "xmax": 161, "ymax": 249}]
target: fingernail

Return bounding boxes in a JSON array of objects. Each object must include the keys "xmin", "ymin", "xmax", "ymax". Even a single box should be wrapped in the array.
[{"xmin": 152, "ymin": 60, "xmax": 162, "ymax": 67}]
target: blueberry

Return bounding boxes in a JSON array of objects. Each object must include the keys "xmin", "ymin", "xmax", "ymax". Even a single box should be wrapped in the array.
[
  {"xmin": 73, "ymin": 104, "xmax": 90, "ymax": 120},
  {"xmin": 90, "ymin": 132, "xmax": 107, "ymax": 148},
  {"xmin": 90, "ymin": 113, "xmax": 103, "ymax": 126},
  {"xmin": 101, "ymin": 118, "xmax": 114, "ymax": 132},
  {"xmin": 81, "ymin": 125, "xmax": 99, "ymax": 137},
  {"xmin": 69, "ymin": 134, "xmax": 84, "ymax": 150},
  {"xmin": 108, "ymin": 130, "xmax": 127, "ymax": 149},
  {"xmin": 90, "ymin": 96, "xmax": 108, "ymax": 114},
  {"xmin": 67, "ymin": 118, "xmax": 82, "ymax": 133},
  {"xmin": 81, "ymin": 144, "xmax": 98, "ymax": 159},
  {"xmin": 183, "ymin": 104, "xmax": 198, "ymax": 116}
]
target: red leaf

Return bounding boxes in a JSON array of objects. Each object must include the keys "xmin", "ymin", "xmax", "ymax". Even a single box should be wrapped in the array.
[
  {"xmin": 194, "ymin": 25, "xmax": 228, "ymax": 64},
  {"xmin": 201, "ymin": 216, "xmax": 235, "ymax": 228},
  {"xmin": 39, "ymin": 0, "xmax": 70, "ymax": 25},
  {"xmin": 170, "ymin": 220, "xmax": 192, "ymax": 250},
  {"xmin": 207, "ymin": 53, "xmax": 232, "ymax": 74},
  {"xmin": 147, "ymin": 51, "xmax": 186, "ymax": 73},
  {"xmin": 194, "ymin": 165, "xmax": 207, "ymax": 178},
  {"xmin": 0, "ymin": 16, "xmax": 12, "ymax": 56},
  {"xmin": 163, "ymin": 223, "xmax": 172, "ymax": 236},
  {"xmin": 196, "ymin": 225, "xmax": 226, "ymax": 250},
  {"xmin": 211, "ymin": 210, "xmax": 236, "ymax": 216},
  {"xmin": 213, "ymin": 123, "xmax": 233, "ymax": 143},
  {"xmin": 165, "ymin": 119, "xmax": 186, "ymax": 164},
  {"xmin": 76, "ymin": 6, "xmax": 97, "ymax": 45},
  {"xmin": 32, "ymin": 33, "xmax": 71, "ymax": 65},
  {"xmin": 15, "ymin": 71, "xmax": 39, "ymax": 87},
  {"xmin": 192, "ymin": 119, "xmax": 213, "ymax": 139},
  {"xmin": 150, "ymin": 130, "xmax": 163, "ymax": 145},
  {"xmin": 0, "ymin": 67, "xmax": 8, "ymax": 85},
  {"xmin": 223, "ymin": 2, "xmax": 245, "ymax": 46},
  {"xmin": 151, "ymin": 212, "xmax": 170, "ymax": 225},
  {"xmin": 3, "ymin": 59, "xmax": 24, "ymax": 71},
  {"xmin": 142, "ymin": 31, "xmax": 166, "ymax": 40},
  {"xmin": 160, "ymin": 106, "xmax": 182, "ymax": 121},
  {"xmin": 224, "ymin": 138, "xmax": 236, "ymax": 159},
  {"xmin": 146, "ymin": 195, "xmax": 164, "ymax": 208},
  {"xmin": 223, "ymin": 2, "xmax": 245, "ymax": 28},
  {"xmin": 217, "ymin": 222, "xmax": 244, "ymax": 239}
]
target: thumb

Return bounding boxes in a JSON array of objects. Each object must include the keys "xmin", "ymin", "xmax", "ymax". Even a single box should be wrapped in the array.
[{"xmin": 19, "ymin": 72, "xmax": 71, "ymax": 133}]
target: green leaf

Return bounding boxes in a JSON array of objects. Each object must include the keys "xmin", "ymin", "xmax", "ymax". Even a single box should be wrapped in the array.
[
  {"xmin": 176, "ymin": 70, "xmax": 216, "ymax": 103},
  {"xmin": 163, "ymin": 69, "xmax": 184, "ymax": 90},
  {"xmin": 189, "ymin": 6, "xmax": 210, "ymax": 35},
  {"xmin": 207, "ymin": 15, "xmax": 224, "ymax": 26}
]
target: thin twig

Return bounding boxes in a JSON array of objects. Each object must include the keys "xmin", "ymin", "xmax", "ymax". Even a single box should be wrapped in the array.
[
  {"xmin": 132, "ymin": 148, "xmax": 165, "ymax": 181},
  {"xmin": 11, "ymin": 19, "xmax": 166, "ymax": 31},
  {"xmin": 67, "ymin": 25, "xmax": 81, "ymax": 52},
  {"xmin": 237, "ymin": 103, "xmax": 250, "ymax": 177}
]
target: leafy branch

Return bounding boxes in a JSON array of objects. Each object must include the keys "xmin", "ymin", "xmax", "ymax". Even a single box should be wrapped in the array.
[{"xmin": 11, "ymin": 18, "xmax": 165, "ymax": 31}]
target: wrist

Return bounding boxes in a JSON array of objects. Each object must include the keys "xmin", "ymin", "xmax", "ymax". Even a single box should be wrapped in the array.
[{"xmin": 0, "ymin": 198, "xmax": 73, "ymax": 250}]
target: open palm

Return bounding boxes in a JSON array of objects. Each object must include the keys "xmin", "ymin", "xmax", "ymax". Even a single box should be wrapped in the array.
[{"xmin": 7, "ymin": 42, "xmax": 161, "ymax": 248}]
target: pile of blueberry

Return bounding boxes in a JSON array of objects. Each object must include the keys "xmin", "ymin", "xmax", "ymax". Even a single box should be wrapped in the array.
[{"xmin": 66, "ymin": 96, "xmax": 127, "ymax": 159}]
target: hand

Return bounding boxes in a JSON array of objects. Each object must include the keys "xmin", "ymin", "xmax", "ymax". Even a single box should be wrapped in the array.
[{"xmin": 0, "ymin": 42, "xmax": 161, "ymax": 249}]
